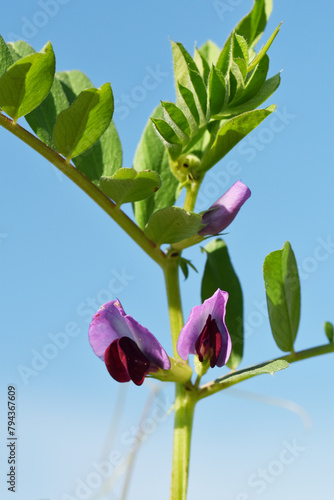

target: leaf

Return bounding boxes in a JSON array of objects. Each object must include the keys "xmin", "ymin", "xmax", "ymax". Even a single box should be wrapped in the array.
[
  {"xmin": 219, "ymin": 72, "xmax": 280, "ymax": 117},
  {"xmin": 0, "ymin": 41, "xmax": 55, "ymax": 122},
  {"xmin": 208, "ymin": 65, "xmax": 226, "ymax": 116},
  {"xmin": 216, "ymin": 33, "xmax": 233, "ymax": 76},
  {"xmin": 25, "ymin": 77, "xmax": 68, "ymax": 149},
  {"xmin": 201, "ymin": 105, "xmax": 275, "ymax": 171},
  {"xmin": 232, "ymin": 54, "xmax": 269, "ymax": 107},
  {"xmin": 161, "ymin": 101, "xmax": 191, "ymax": 138},
  {"xmin": 178, "ymin": 83, "xmax": 200, "ymax": 127},
  {"xmin": 133, "ymin": 106, "xmax": 179, "ymax": 229},
  {"xmin": 0, "ymin": 35, "xmax": 14, "ymax": 78},
  {"xmin": 179, "ymin": 257, "xmax": 198, "ymax": 280},
  {"xmin": 151, "ymin": 117, "xmax": 182, "ymax": 160},
  {"xmin": 228, "ymin": 61, "xmax": 245, "ymax": 104},
  {"xmin": 200, "ymin": 360, "xmax": 289, "ymax": 398},
  {"xmin": 99, "ymin": 168, "xmax": 161, "ymax": 206},
  {"xmin": 235, "ymin": 0, "xmax": 273, "ymax": 48},
  {"xmin": 53, "ymin": 82, "xmax": 114, "ymax": 161},
  {"xmin": 263, "ymin": 241, "xmax": 301, "ymax": 352},
  {"xmin": 193, "ymin": 47, "xmax": 211, "ymax": 83},
  {"xmin": 248, "ymin": 23, "xmax": 282, "ymax": 72},
  {"xmin": 7, "ymin": 40, "xmax": 35, "ymax": 60},
  {"xmin": 171, "ymin": 40, "xmax": 199, "ymax": 91},
  {"xmin": 144, "ymin": 206, "xmax": 202, "ymax": 245},
  {"xmin": 324, "ymin": 322, "xmax": 334, "ymax": 343},
  {"xmin": 201, "ymin": 239, "xmax": 244, "ymax": 369},
  {"xmin": 197, "ymin": 40, "xmax": 221, "ymax": 67},
  {"xmin": 57, "ymin": 70, "xmax": 122, "ymax": 181}
]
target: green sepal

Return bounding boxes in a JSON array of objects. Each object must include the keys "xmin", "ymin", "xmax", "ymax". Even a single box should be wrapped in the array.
[
  {"xmin": 53, "ymin": 82, "xmax": 114, "ymax": 161},
  {"xmin": 201, "ymin": 239, "xmax": 244, "ymax": 369},
  {"xmin": 99, "ymin": 168, "xmax": 161, "ymax": 206},
  {"xmin": 144, "ymin": 206, "xmax": 202, "ymax": 245},
  {"xmin": 0, "ymin": 41, "xmax": 55, "ymax": 122},
  {"xmin": 263, "ymin": 241, "xmax": 301, "ymax": 352}
]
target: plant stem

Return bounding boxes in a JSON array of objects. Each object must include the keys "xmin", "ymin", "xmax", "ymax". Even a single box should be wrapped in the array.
[
  {"xmin": 0, "ymin": 113, "xmax": 166, "ymax": 267},
  {"xmin": 183, "ymin": 179, "xmax": 202, "ymax": 212},
  {"xmin": 170, "ymin": 384, "xmax": 196, "ymax": 500},
  {"xmin": 163, "ymin": 254, "xmax": 196, "ymax": 500},
  {"xmin": 199, "ymin": 342, "xmax": 334, "ymax": 400}
]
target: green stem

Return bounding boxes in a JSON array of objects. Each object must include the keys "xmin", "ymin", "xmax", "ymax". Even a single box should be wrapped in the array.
[
  {"xmin": 199, "ymin": 342, "xmax": 334, "ymax": 400},
  {"xmin": 0, "ymin": 113, "xmax": 166, "ymax": 267},
  {"xmin": 183, "ymin": 179, "xmax": 202, "ymax": 212},
  {"xmin": 170, "ymin": 384, "xmax": 196, "ymax": 500},
  {"xmin": 163, "ymin": 254, "xmax": 196, "ymax": 500}
]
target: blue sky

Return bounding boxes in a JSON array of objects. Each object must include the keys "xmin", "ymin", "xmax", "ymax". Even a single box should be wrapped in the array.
[{"xmin": 0, "ymin": 1, "xmax": 333, "ymax": 499}]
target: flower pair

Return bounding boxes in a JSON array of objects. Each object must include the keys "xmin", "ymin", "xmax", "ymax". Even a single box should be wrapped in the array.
[{"xmin": 89, "ymin": 289, "xmax": 231, "ymax": 385}]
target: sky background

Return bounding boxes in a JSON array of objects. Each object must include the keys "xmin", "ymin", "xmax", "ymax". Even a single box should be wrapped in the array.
[{"xmin": 0, "ymin": 1, "xmax": 333, "ymax": 499}]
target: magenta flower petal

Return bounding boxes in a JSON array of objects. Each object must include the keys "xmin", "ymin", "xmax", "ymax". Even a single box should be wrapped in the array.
[
  {"xmin": 177, "ymin": 289, "xmax": 231, "ymax": 367},
  {"xmin": 199, "ymin": 180, "xmax": 251, "ymax": 236},
  {"xmin": 89, "ymin": 300, "xmax": 170, "ymax": 385}
]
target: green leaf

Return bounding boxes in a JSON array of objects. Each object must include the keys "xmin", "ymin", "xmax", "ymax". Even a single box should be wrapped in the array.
[
  {"xmin": 56, "ymin": 70, "xmax": 122, "ymax": 181},
  {"xmin": 188, "ymin": 68, "xmax": 208, "ymax": 118},
  {"xmin": 178, "ymin": 83, "xmax": 200, "ymax": 127},
  {"xmin": 232, "ymin": 54, "xmax": 269, "ymax": 107},
  {"xmin": 220, "ymin": 72, "xmax": 280, "ymax": 117},
  {"xmin": 133, "ymin": 106, "xmax": 179, "ymax": 229},
  {"xmin": 201, "ymin": 360, "xmax": 289, "ymax": 397},
  {"xmin": 208, "ymin": 65, "xmax": 226, "ymax": 116},
  {"xmin": 144, "ymin": 206, "xmax": 202, "ymax": 245},
  {"xmin": 324, "ymin": 322, "xmax": 334, "ymax": 343},
  {"xmin": 73, "ymin": 121, "xmax": 122, "ymax": 182},
  {"xmin": 0, "ymin": 35, "xmax": 14, "ymax": 78},
  {"xmin": 53, "ymin": 82, "xmax": 114, "ymax": 161},
  {"xmin": 99, "ymin": 168, "xmax": 161, "ymax": 206},
  {"xmin": 179, "ymin": 257, "xmax": 198, "ymax": 281},
  {"xmin": 171, "ymin": 40, "xmax": 200, "ymax": 90},
  {"xmin": 234, "ymin": 33, "xmax": 249, "ymax": 68},
  {"xmin": 216, "ymin": 33, "xmax": 233, "ymax": 76},
  {"xmin": 263, "ymin": 241, "xmax": 301, "ymax": 352},
  {"xmin": 201, "ymin": 239, "xmax": 244, "ymax": 369},
  {"xmin": 161, "ymin": 101, "xmax": 191, "ymax": 139},
  {"xmin": 7, "ymin": 40, "xmax": 35, "ymax": 60},
  {"xmin": 228, "ymin": 61, "xmax": 245, "ymax": 104},
  {"xmin": 201, "ymin": 105, "xmax": 275, "ymax": 171},
  {"xmin": 248, "ymin": 23, "xmax": 282, "ymax": 72},
  {"xmin": 193, "ymin": 47, "xmax": 211, "ymax": 83},
  {"xmin": 0, "ymin": 41, "xmax": 55, "ymax": 122},
  {"xmin": 235, "ymin": 0, "xmax": 273, "ymax": 48},
  {"xmin": 56, "ymin": 70, "xmax": 92, "ymax": 101},
  {"xmin": 197, "ymin": 40, "xmax": 221, "ymax": 67},
  {"xmin": 151, "ymin": 117, "xmax": 182, "ymax": 160}
]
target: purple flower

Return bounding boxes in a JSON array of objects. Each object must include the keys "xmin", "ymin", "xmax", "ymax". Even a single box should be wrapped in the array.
[
  {"xmin": 199, "ymin": 180, "xmax": 251, "ymax": 236},
  {"xmin": 177, "ymin": 289, "xmax": 231, "ymax": 368},
  {"xmin": 89, "ymin": 300, "xmax": 171, "ymax": 386}
]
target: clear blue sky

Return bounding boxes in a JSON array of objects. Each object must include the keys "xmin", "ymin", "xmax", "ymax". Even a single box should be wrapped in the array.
[{"xmin": 0, "ymin": 1, "xmax": 333, "ymax": 499}]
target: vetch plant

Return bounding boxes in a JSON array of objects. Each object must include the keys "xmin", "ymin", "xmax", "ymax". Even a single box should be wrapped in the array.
[{"xmin": 0, "ymin": 1, "xmax": 333, "ymax": 498}]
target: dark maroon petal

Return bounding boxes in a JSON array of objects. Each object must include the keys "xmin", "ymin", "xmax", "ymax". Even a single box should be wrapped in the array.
[
  {"xmin": 195, "ymin": 315, "xmax": 222, "ymax": 367},
  {"xmin": 119, "ymin": 337, "xmax": 151, "ymax": 386},
  {"xmin": 105, "ymin": 340, "xmax": 131, "ymax": 383},
  {"xmin": 104, "ymin": 338, "xmax": 151, "ymax": 386}
]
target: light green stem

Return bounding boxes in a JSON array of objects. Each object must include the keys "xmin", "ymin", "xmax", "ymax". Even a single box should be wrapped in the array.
[
  {"xmin": 199, "ymin": 342, "xmax": 334, "ymax": 400},
  {"xmin": 163, "ymin": 255, "xmax": 196, "ymax": 500},
  {"xmin": 183, "ymin": 179, "xmax": 202, "ymax": 212},
  {"xmin": 0, "ymin": 113, "xmax": 166, "ymax": 267}
]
